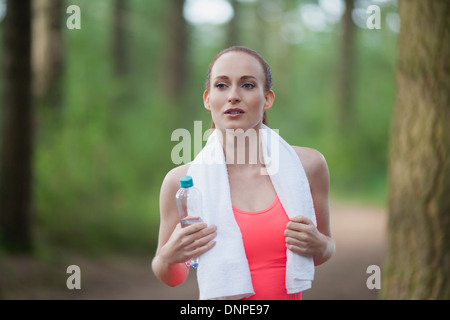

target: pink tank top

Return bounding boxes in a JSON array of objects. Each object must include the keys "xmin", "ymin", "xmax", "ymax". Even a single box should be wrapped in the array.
[{"xmin": 233, "ymin": 195, "xmax": 302, "ymax": 300}]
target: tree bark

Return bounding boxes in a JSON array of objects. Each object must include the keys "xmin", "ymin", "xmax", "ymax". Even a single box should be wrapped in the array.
[
  {"xmin": 0, "ymin": 0, "xmax": 34, "ymax": 252},
  {"xmin": 112, "ymin": 0, "xmax": 129, "ymax": 76},
  {"xmin": 163, "ymin": 0, "xmax": 188, "ymax": 99},
  {"xmin": 337, "ymin": 0, "xmax": 356, "ymax": 128},
  {"xmin": 383, "ymin": 0, "xmax": 450, "ymax": 299},
  {"xmin": 226, "ymin": 0, "xmax": 239, "ymax": 47},
  {"xmin": 32, "ymin": 0, "xmax": 64, "ymax": 108}
]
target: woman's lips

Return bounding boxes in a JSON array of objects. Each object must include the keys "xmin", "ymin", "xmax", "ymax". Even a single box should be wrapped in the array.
[{"xmin": 224, "ymin": 108, "xmax": 245, "ymax": 117}]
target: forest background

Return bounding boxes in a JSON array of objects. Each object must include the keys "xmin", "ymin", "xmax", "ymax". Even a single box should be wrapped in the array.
[{"xmin": 0, "ymin": 0, "xmax": 403, "ymax": 299}]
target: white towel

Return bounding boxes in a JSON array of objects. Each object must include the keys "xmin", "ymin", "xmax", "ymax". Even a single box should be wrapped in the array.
[{"xmin": 187, "ymin": 124, "xmax": 316, "ymax": 300}]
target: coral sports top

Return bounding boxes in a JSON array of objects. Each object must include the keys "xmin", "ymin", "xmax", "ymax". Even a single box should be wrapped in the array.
[{"xmin": 233, "ymin": 195, "xmax": 302, "ymax": 300}]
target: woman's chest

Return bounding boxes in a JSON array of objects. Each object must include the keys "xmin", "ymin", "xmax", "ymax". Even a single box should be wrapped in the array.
[{"xmin": 228, "ymin": 171, "xmax": 276, "ymax": 211}]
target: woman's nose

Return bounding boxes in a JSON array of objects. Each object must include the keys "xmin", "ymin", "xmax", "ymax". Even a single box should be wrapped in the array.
[{"xmin": 228, "ymin": 87, "xmax": 241, "ymax": 103}]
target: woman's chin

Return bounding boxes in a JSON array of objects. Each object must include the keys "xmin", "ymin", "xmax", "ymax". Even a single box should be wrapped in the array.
[{"xmin": 215, "ymin": 120, "xmax": 263, "ymax": 132}]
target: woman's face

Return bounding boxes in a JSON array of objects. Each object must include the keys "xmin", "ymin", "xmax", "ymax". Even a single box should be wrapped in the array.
[{"xmin": 204, "ymin": 51, "xmax": 274, "ymax": 131}]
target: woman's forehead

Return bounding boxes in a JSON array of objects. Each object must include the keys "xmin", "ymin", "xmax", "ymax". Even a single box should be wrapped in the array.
[{"xmin": 211, "ymin": 51, "xmax": 265, "ymax": 80}]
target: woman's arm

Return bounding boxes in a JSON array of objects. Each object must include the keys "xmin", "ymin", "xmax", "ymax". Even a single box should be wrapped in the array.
[
  {"xmin": 151, "ymin": 165, "xmax": 217, "ymax": 287},
  {"xmin": 284, "ymin": 147, "xmax": 335, "ymax": 266}
]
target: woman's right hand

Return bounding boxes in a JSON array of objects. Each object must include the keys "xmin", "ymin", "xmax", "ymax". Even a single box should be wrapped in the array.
[
  {"xmin": 159, "ymin": 222, "xmax": 217, "ymax": 266},
  {"xmin": 153, "ymin": 165, "xmax": 217, "ymax": 287}
]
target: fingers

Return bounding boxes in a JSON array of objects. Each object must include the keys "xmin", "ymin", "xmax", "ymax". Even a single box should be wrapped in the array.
[
  {"xmin": 286, "ymin": 222, "xmax": 313, "ymax": 235},
  {"xmin": 179, "ymin": 222, "xmax": 216, "ymax": 239},
  {"xmin": 289, "ymin": 215, "xmax": 313, "ymax": 225},
  {"xmin": 190, "ymin": 236, "xmax": 217, "ymax": 257},
  {"xmin": 178, "ymin": 223, "xmax": 217, "ymax": 259},
  {"xmin": 285, "ymin": 216, "xmax": 317, "ymax": 257},
  {"xmin": 192, "ymin": 224, "xmax": 217, "ymax": 242},
  {"xmin": 285, "ymin": 227, "xmax": 313, "ymax": 256},
  {"xmin": 185, "ymin": 228, "xmax": 217, "ymax": 251},
  {"xmin": 284, "ymin": 228, "xmax": 308, "ymax": 241},
  {"xmin": 285, "ymin": 241, "xmax": 310, "ymax": 256},
  {"xmin": 181, "ymin": 222, "xmax": 209, "ymax": 235}
]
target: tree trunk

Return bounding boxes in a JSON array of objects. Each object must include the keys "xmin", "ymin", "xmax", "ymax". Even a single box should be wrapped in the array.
[
  {"xmin": 0, "ymin": 0, "xmax": 34, "ymax": 252},
  {"xmin": 337, "ymin": 0, "xmax": 355, "ymax": 128},
  {"xmin": 32, "ymin": 0, "xmax": 64, "ymax": 108},
  {"xmin": 112, "ymin": 0, "xmax": 129, "ymax": 76},
  {"xmin": 226, "ymin": 0, "xmax": 239, "ymax": 47},
  {"xmin": 163, "ymin": 0, "xmax": 188, "ymax": 99},
  {"xmin": 383, "ymin": 0, "xmax": 450, "ymax": 299}
]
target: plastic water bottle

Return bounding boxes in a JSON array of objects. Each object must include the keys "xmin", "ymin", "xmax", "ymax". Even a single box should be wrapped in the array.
[{"xmin": 175, "ymin": 176, "xmax": 203, "ymax": 269}]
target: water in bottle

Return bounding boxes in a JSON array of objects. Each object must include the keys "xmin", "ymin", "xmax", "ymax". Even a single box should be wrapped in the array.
[{"xmin": 175, "ymin": 176, "xmax": 203, "ymax": 269}]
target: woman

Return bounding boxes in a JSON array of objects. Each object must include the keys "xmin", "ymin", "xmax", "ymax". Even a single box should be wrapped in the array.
[{"xmin": 152, "ymin": 46, "xmax": 335, "ymax": 300}]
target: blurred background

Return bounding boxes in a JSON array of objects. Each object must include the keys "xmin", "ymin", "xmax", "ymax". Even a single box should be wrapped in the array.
[{"xmin": 0, "ymin": 0, "xmax": 400, "ymax": 299}]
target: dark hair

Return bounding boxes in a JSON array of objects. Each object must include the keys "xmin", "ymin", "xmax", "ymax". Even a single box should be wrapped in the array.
[{"xmin": 205, "ymin": 46, "xmax": 272, "ymax": 128}]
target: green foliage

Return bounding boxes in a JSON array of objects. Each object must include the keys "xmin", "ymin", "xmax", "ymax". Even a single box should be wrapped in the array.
[
  {"xmin": 268, "ymin": 26, "xmax": 396, "ymax": 206},
  {"xmin": 33, "ymin": 0, "xmax": 173, "ymax": 254},
  {"xmin": 10, "ymin": 0, "xmax": 397, "ymax": 254}
]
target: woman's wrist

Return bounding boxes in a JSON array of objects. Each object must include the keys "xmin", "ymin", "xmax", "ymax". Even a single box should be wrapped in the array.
[
  {"xmin": 158, "ymin": 244, "xmax": 175, "ymax": 266},
  {"xmin": 314, "ymin": 234, "xmax": 335, "ymax": 266}
]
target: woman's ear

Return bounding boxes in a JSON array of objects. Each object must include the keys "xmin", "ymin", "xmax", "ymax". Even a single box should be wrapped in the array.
[
  {"xmin": 203, "ymin": 90, "xmax": 211, "ymax": 111},
  {"xmin": 263, "ymin": 90, "xmax": 275, "ymax": 111}
]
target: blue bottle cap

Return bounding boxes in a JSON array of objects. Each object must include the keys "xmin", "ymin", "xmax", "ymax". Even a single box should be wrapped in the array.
[{"xmin": 180, "ymin": 176, "xmax": 193, "ymax": 188}]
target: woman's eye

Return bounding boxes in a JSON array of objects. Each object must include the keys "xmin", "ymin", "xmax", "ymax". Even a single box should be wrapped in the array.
[
  {"xmin": 215, "ymin": 83, "xmax": 227, "ymax": 89},
  {"xmin": 243, "ymin": 83, "xmax": 255, "ymax": 89}
]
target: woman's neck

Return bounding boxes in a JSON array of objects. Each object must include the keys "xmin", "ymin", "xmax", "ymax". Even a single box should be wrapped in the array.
[{"xmin": 216, "ymin": 125, "xmax": 265, "ymax": 169}]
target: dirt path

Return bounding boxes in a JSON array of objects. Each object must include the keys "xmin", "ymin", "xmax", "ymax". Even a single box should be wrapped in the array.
[{"xmin": 0, "ymin": 201, "xmax": 386, "ymax": 300}]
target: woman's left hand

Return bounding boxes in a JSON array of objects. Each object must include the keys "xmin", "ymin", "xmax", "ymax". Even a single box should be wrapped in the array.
[{"xmin": 284, "ymin": 215, "xmax": 328, "ymax": 258}]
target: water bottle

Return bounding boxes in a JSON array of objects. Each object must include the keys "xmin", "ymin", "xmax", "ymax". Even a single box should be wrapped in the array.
[{"xmin": 175, "ymin": 176, "xmax": 203, "ymax": 269}]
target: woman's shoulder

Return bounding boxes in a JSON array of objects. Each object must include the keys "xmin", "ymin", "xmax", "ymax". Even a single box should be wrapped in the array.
[
  {"xmin": 291, "ymin": 146, "xmax": 329, "ymax": 181},
  {"xmin": 163, "ymin": 163, "xmax": 191, "ymax": 188},
  {"xmin": 160, "ymin": 163, "xmax": 192, "ymax": 195},
  {"xmin": 159, "ymin": 163, "xmax": 192, "ymax": 221}
]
